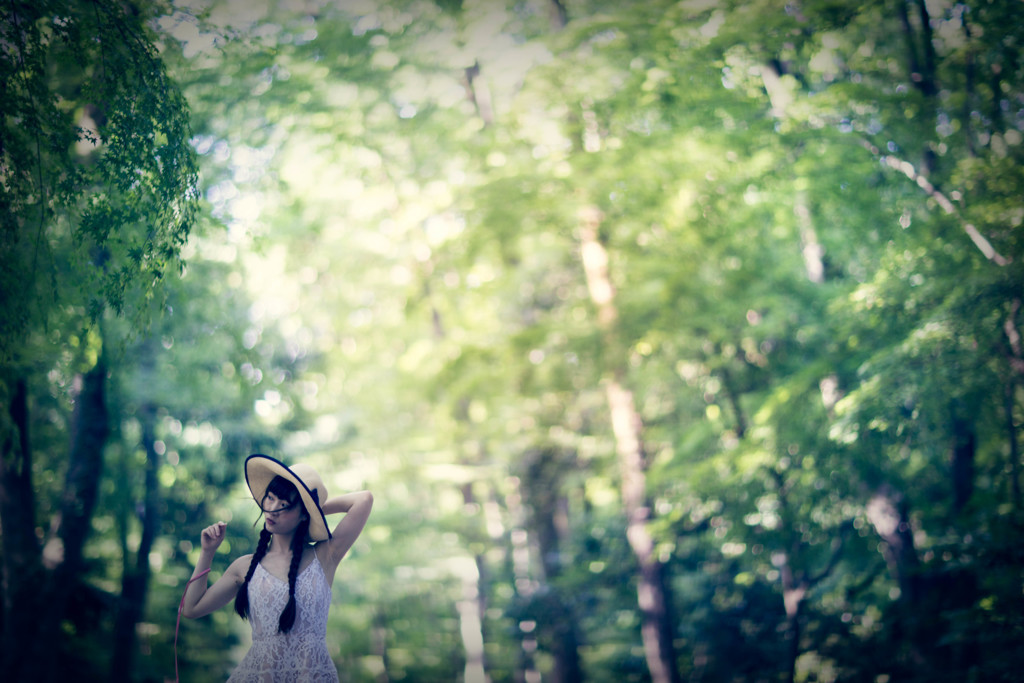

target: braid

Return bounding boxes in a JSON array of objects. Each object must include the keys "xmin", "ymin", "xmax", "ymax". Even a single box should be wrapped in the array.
[
  {"xmin": 235, "ymin": 528, "xmax": 272, "ymax": 620},
  {"xmin": 278, "ymin": 516, "xmax": 310, "ymax": 633}
]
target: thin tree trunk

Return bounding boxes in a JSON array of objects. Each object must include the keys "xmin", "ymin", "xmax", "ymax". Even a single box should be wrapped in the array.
[
  {"xmin": 717, "ymin": 367, "xmax": 747, "ymax": 439},
  {"xmin": 865, "ymin": 483, "xmax": 927, "ymax": 671},
  {"xmin": 773, "ymin": 466, "xmax": 808, "ymax": 683},
  {"xmin": 865, "ymin": 484, "xmax": 920, "ymax": 603},
  {"xmin": 771, "ymin": 469, "xmax": 848, "ymax": 683},
  {"xmin": 425, "ymin": 265, "xmax": 496, "ymax": 682},
  {"xmin": 780, "ymin": 565, "xmax": 804, "ymax": 683},
  {"xmin": 522, "ymin": 448, "xmax": 583, "ymax": 683},
  {"xmin": 111, "ymin": 401, "xmax": 160, "ymax": 682},
  {"xmin": 459, "ymin": 484, "xmax": 492, "ymax": 683},
  {"xmin": 950, "ymin": 412, "xmax": 976, "ymax": 514},
  {"xmin": 463, "ymin": 61, "xmax": 494, "ymax": 127},
  {"xmin": 1004, "ymin": 298, "xmax": 1023, "ymax": 508},
  {"xmin": 1005, "ymin": 379, "xmax": 1021, "ymax": 509},
  {"xmin": 914, "ymin": 0, "xmax": 938, "ymax": 96},
  {"xmin": 761, "ymin": 60, "xmax": 839, "ymax": 683},
  {"xmin": 505, "ymin": 476, "xmax": 540, "ymax": 683},
  {"xmin": 958, "ymin": 7, "xmax": 979, "ymax": 158},
  {"xmin": 763, "ymin": 55, "xmax": 850, "ymax": 418},
  {"xmin": 579, "ymin": 211, "xmax": 681, "ymax": 683},
  {"xmin": 897, "ymin": 0, "xmax": 937, "ymax": 97},
  {"xmin": 371, "ymin": 609, "xmax": 391, "ymax": 683},
  {"xmin": 456, "ymin": 564, "xmax": 489, "ymax": 683}
]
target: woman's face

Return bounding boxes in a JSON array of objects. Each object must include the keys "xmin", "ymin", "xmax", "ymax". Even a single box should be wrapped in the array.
[{"xmin": 261, "ymin": 490, "xmax": 306, "ymax": 535}]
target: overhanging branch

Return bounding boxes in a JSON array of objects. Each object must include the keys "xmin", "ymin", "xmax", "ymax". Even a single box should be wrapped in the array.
[{"xmin": 859, "ymin": 138, "xmax": 1010, "ymax": 266}]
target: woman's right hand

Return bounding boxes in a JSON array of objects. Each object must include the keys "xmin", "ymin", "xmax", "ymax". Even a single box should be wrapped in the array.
[{"xmin": 200, "ymin": 521, "xmax": 227, "ymax": 552}]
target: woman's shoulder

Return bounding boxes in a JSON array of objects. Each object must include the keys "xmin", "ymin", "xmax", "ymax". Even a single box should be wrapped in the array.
[{"xmin": 224, "ymin": 553, "xmax": 256, "ymax": 583}]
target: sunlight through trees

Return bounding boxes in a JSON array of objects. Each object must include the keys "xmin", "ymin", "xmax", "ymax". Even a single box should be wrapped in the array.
[{"xmin": 2, "ymin": 1, "xmax": 1022, "ymax": 681}]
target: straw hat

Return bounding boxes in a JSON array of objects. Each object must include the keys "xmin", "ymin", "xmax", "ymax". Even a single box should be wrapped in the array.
[{"xmin": 244, "ymin": 454, "xmax": 331, "ymax": 542}]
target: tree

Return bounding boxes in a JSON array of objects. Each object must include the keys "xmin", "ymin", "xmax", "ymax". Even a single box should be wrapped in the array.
[{"xmin": 0, "ymin": 0, "xmax": 198, "ymax": 679}]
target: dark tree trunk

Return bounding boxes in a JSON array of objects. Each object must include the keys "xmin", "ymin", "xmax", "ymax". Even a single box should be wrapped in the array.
[
  {"xmin": 866, "ymin": 484, "xmax": 921, "ymax": 604},
  {"xmin": 898, "ymin": 0, "xmax": 937, "ymax": 97},
  {"xmin": 1006, "ymin": 379, "xmax": 1021, "ymax": 508},
  {"xmin": 1004, "ymin": 298, "xmax": 1023, "ymax": 508},
  {"xmin": 950, "ymin": 414, "xmax": 976, "ymax": 514},
  {"xmin": 522, "ymin": 448, "xmax": 583, "ymax": 683},
  {"xmin": 718, "ymin": 367, "xmax": 747, "ymax": 439},
  {"xmin": 111, "ymin": 402, "xmax": 160, "ymax": 682},
  {"xmin": 33, "ymin": 357, "xmax": 109, "ymax": 682},
  {"xmin": 914, "ymin": 0, "xmax": 937, "ymax": 93},
  {"xmin": 504, "ymin": 477, "xmax": 540, "ymax": 683},
  {"xmin": 371, "ymin": 609, "xmax": 391, "ymax": 683},
  {"xmin": 0, "ymin": 372, "xmax": 45, "ymax": 682}
]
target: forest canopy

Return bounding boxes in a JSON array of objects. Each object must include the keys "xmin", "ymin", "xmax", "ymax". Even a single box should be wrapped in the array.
[{"xmin": 1, "ymin": 0, "xmax": 1022, "ymax": 682}]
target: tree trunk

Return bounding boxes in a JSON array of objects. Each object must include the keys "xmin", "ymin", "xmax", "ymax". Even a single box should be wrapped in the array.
[
  {"xmin": 865, "ymin": 484, "xmax": 920, "ymax": 603},
  {"xmin": 762, "ymin": 59, "xmax": 846, "ymax": 417},
  {"xmin": 780, "ymin": 563, "xmax": 805, "ymax": 683},
  {"xmin": 426, "ymin": 276, "xmax": 496, "ymax": 682},
  {"xmin": 458, "ymin": 483, "xmax": 492, "ymax": 683},
  {"xmin": 111, "ymin": 402, "xmax": 160, "ymax": 682},
  {"xmin": 0, "ymin": 372, "xmax": 46, "ymax": 682},
  {"xmin": 771, "ymin": 485, "xmax": 846, "ymax": 683},
  {"xmin": 579, "ymin": 211, "xmax": 681, "ymax": 683},
  {"xmin": 522, "ymin": 448, "xmax": 583, "ymax": 683},
  {"xmin": 463, "ymin": 61, "xmax": 495, "ymax": 127},
  {"xmin": 456, "ymin": 562, "xmax": 489, "ymax": 683},
  {"xmin": 1004, "ymin": 298, "xmax": 1023, "ymax": 508},
  {"xmin": 33, "ymin": 356, "xmax": 110, "ymax": 682},
  {"xmin": 898, "ymin": 0, "xmax": 938, "ymax": 97},
  {"xmin": 865, "ymin": 483, "xmax": 930, "ymax": 669},
  {"xmin": 950, "ymin": 413, "xmax": 976, "ymax": 514},
  {"xmin": 717, "ymin": 367, "xmax": 747, "ymax": 439},
  {"xmin": 504, "ymin": 474, "xmax": 541, "ymax": 683},
  {"xmin": 371, "ymin": 609, "xmax": 391, "ymax": 683},
  {"xmin": 1005, "ymin": 378, "xmax": 1021, "ymax": 509}
]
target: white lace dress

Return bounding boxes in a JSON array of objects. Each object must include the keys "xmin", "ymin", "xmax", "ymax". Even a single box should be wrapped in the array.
[{"xmin": 227, "ymin": 552, "xmax": 339, "ymax": 682}]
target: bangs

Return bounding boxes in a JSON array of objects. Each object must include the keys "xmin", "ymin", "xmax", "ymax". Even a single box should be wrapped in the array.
[{"xmin": 266, "ymin": 475, "xmax": 300, "ymax": 503}]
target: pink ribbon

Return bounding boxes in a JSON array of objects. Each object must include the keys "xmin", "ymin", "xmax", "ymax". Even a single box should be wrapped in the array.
[{"xmin": 175, "ymin": 568, "xmax": 211, "ymax": 682}]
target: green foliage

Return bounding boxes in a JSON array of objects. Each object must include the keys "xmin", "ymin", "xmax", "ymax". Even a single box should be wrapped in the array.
[
  {"xmin": 158, "ymin": 0, "xmax": 1019, "ymax": 679},
  {"xmin": 0, "ymin": 0, "xmax": 198, "ymax": 362},
  {"xmin": 13, "ymin": 0, "xmax": 1023, "ymax": 681}
]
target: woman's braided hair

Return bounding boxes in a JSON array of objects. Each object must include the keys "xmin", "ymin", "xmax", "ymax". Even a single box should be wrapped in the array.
[
  {"xmin": 235, "ymin": 475, "xmax": 313, "ymax": 633},
  {"xmin": 234, "ymin": 527, "xmax": 270, "ymax": 621},
  {"xmin": 279, "ymin": 514, "xmax": 310, "ymax": 631}
]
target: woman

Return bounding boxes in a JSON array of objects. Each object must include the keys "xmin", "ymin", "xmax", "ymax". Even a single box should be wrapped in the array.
[{"xmin": 181, "ymin": 454, "xmax": 373, "ymax": 681}]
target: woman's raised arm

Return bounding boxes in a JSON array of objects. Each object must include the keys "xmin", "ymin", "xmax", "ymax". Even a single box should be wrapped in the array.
[
  {"xmin": 180, "ymin": 522, "xmax": 248, "ymax": 619},
  {"xmin": 319, "ymin": 491, "xmax": 373, "ymax": 574}
]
